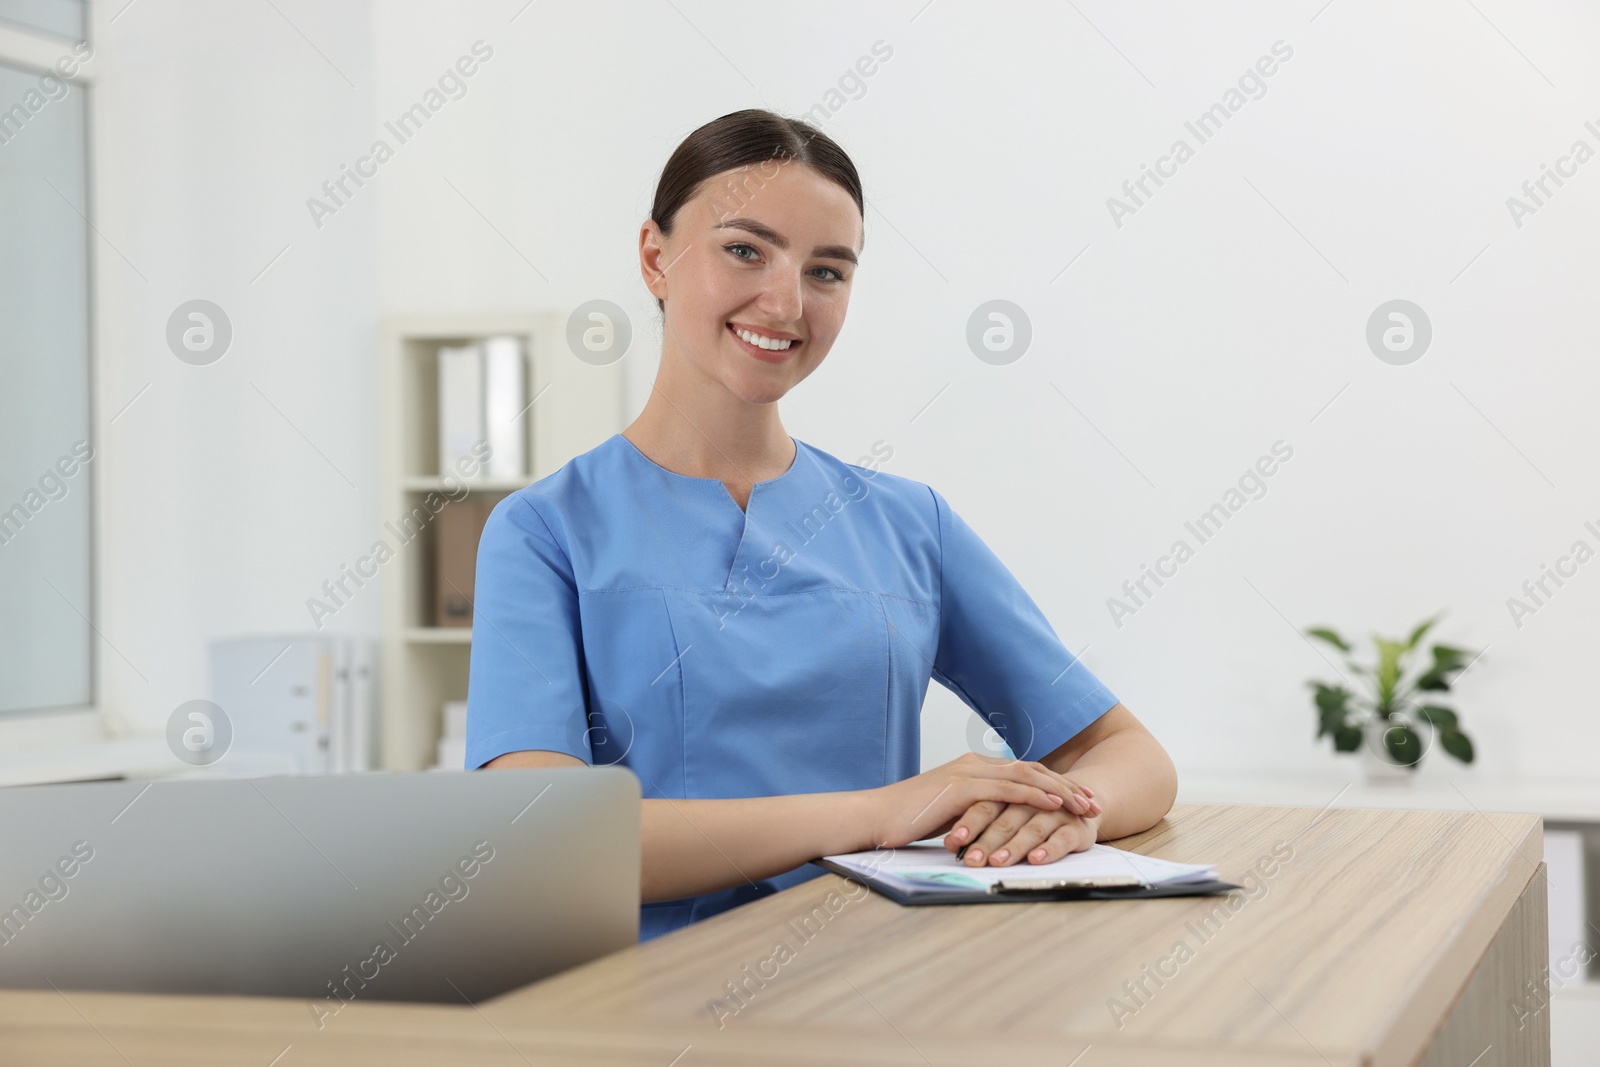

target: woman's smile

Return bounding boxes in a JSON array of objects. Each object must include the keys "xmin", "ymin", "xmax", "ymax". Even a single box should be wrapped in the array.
[{"xmin": 726, "ymin": 320, "xmax": 802, "ymax": 363}]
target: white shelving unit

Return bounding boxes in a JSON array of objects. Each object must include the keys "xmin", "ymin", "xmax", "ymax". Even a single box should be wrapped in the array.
[{"xmin": 377, "ymin": 313, "xmax": 627, "ymax": 770}]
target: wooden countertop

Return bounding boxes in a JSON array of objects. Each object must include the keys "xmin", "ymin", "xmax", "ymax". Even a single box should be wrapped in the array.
[
  {"xmin": 0, "ymin": 802, "xmax": 1543, "ymax": 1065},
  {"xmin": 1178, "ymin": 770, "xmax": 1600, "ymax": 822}
]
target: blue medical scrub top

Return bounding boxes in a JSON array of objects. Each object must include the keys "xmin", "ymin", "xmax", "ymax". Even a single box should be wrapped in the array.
[{"xmin": 464, "ymin": 433, "xmax": 1118, "ymax": 942}]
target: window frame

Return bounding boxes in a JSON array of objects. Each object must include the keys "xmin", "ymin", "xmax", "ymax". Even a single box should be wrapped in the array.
[{"xmin": 0, "ymin": 14, "xmax": 103, "ymax": 749}]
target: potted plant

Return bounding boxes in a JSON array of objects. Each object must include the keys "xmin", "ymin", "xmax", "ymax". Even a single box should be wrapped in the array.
[{"xmin": 1304, "ymin": 614, "xmax": 1478, "ymax": 784}]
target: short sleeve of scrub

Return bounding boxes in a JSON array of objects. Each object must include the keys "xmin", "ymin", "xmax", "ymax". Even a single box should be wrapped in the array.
[
  {"xmin": 928, "ymin": 486, "xmax": 1118, "ymax": 763},
  {"xmin": 465, "ymin": 495, "xmax": 594, "ymax": 767}
]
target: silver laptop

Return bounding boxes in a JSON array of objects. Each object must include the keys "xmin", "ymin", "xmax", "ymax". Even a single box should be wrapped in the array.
[{"xmin": 0, "ymin": 766, "xmax": 639, "ymax": 1004}]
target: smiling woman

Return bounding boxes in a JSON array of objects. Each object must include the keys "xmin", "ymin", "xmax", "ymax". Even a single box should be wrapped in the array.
[
  {"xmin": 466, "ymin": 109, "xmax": 1177, "ymax": 943},
  {"xmin": 633, "ymin": 113, "xmax": 865, "ymax": 425}
]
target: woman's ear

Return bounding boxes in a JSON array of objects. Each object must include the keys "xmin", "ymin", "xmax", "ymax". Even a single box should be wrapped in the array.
[{"xmin": 639, "ymin": 219, "xmax": 672, "ymax": 303}]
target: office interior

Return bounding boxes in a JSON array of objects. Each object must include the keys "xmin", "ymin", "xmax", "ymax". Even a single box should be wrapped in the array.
[{"xmin": 1, "ymin": 1, "xmax": 1597, "ymax": 1062}]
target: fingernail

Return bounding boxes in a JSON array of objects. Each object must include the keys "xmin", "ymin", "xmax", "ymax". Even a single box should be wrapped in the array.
[
  {"xmin": 1030, "ymin": 849, "xmax": 1046, "ymax": 862},
  {"xmin": 992, "ymin": 850, "xmax": 1009, "ymax": 863},
  {"xmin": 953, "ymin": 826, "xmax": 969, "ymax": 842},
  {"xmin": 966, "ymin": 850, "xmax": 984, "ymax": 865},
  {"xmin": 1047, "ymin": 793, "xmax": 1063, "ymax": 805}
]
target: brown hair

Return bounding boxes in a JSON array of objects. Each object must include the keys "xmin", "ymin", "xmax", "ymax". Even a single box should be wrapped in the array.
[{"xmin": 648, "ymin": 109, "xmax": 864, "ymax": 313}]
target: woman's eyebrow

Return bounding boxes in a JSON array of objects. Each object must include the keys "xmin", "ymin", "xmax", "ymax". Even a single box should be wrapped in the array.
[{"xmin": 713, "ymin": 216, "xmax": 858, "ymax": 266}]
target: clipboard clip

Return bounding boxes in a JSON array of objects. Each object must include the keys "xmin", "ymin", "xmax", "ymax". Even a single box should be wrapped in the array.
[{"xmin": 991, "ymin": 873, "xmax": 1148, "ymax": 893}]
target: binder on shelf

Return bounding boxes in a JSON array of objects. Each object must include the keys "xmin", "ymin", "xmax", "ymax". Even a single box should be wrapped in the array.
[
  {"xmin": 348, "ymin": 639, "xmax": 376, "ymax": 771},
  {"xmin": 436, "ymin": 337, "xmax": 527, "ymax": 484},
  {"xmin": 328, "ymin": 637, "xmax": 350, "ymax": 773},
  {"xmin": 433, "ymin": 699, "xmax": 470, "ymax": 772},
  {"xmin": 437, "ymin": 342, "xmax": 485, "ymax": 479},
  {"xmin": 482, "ymin": 335, "xmax": 527, "ymax": 481},
  {"xmin": 209, "ymin": 635, "xmax": 378, "ymax": 775},
  {"xmin": 434, "ymin": 493, "xmax": 506, "ymax": 627}
]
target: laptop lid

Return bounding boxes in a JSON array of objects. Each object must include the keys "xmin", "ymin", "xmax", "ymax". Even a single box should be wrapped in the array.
[{"xmin": 0, "ymin": 766, "xmax": 639, "ymax": 1004}]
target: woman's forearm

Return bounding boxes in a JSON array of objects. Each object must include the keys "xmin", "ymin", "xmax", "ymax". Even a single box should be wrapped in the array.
[
  {"xmin": 1045, "ymin": 727, "xmax": 1177, "ymax": 841},
  {"xmin": 486, "ymin": 748, "xmax": 1085, "ymax": 901},
  {"xmin": 487, "ymin": 751, "xmax": 879, "ymax": 901},
  {"xmin": 640, "ymin": 791, "xmax": 876, "ymax": 902}
]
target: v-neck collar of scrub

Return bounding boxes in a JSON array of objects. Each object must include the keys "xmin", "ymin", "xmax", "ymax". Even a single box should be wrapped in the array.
[{"xmin": 612, "ymin": 433, "xmax": 803, "ymax": 514}]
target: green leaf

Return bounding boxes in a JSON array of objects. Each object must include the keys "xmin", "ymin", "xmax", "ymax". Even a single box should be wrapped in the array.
[
  {"xmin": 1374, "ymin": 638, "xmax": 1406, "ymax": 704},
  {"xmin": 1414, "ymin": 705, "xmax": 1458, "ymax": 731},
  {"xmin": 1309, "ymin": 681, "xmax": 1347, "ymax": 711},
  {"xmin": 1333, "ymin": 723, "xmax": 1363, "ymax": 752},
  {"xmin": 1440, "ymin": 728, "xmax": 1475, "ymax": 764},
  {"xmin": 1307, "ymin": 627, "xmax": 1351, "ymax": 652},
  {"xmin": 1319, "ymin": 707, "xmax": 1346, "ymax": 739},
  {"xmin": 1310, "ymin": 683, "xmax": 1353, "ymax": 739},
  {"xmin": 1415, "ymin": 644, "xmax": 1476, "ymax": 692},
  {"xmin": 1382, "ymin": 722, "xmax": 1424, "ymax": 767},
  {"xmin": 1404, "ymin": 614, "xmax": 1440, "ymax": 651}
]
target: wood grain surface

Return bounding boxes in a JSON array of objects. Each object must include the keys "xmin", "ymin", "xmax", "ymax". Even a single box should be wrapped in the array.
[{"xmin": 0, "ymin": 802, "xmax": 1544, "ymax": 1065}]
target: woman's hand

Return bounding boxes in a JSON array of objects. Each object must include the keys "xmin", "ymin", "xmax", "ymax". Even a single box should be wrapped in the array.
[
  {"xmin": 944, "ymin": 788, "xmax": 1103, "ymax": 867},
  {"xmin": 943, "ymin": 772, "xmax": 1100, "ymax": 859},
  {"xmin": 940, "ymin": 777, "xmax": 1107, "ymax": 870},
  {"xmin": 864, "ymin": 753, "xmax": 1099, "ymax": 850}
]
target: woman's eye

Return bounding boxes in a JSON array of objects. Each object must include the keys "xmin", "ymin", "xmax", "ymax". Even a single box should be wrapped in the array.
[{"xmin": 724, "ymin": 243, "xmax": 845, "ymax": 282}]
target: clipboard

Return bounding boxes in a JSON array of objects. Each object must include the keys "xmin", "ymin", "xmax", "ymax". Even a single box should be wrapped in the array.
[{"xmin": 815, "ymin": 858, "xmax": 1242, "ymax": 906}]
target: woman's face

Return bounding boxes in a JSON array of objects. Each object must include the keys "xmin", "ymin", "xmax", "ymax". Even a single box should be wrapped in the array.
[{"xmin": 641, "ymin": 160, "xmax": 862, "ymax": 406}]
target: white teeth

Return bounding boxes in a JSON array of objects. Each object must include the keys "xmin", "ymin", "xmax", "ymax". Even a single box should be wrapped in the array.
[{"xmin": 733, "ymin": 326, "xmax": 793, "ymax": 351}]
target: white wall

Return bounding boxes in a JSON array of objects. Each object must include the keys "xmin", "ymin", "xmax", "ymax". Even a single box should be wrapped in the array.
[
  {"xmin": 95, "ymin": 0, "xmax": 1600, "ymax": 783},
  {"xmin": 91, "ymin": 0, "xmax": 380, "ymax": 733}
]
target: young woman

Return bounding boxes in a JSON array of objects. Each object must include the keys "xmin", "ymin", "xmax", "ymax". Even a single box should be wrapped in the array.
[{"xmin": 467, "ymin": 109, "xmax": 1176, "ymax": 942}]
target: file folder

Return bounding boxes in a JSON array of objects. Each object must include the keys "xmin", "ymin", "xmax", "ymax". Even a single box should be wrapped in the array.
[{"xmin": 818, "ymin": 842, "xmax": 1241, "ymax": 905}]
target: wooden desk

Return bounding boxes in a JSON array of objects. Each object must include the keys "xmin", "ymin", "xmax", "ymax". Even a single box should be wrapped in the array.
[
  {"xmin": 1180, "ymin": 771, "xmax": 1600, "ymax": 985},
  {"xmin": 1, "ymin": 803, "xmax": 1548, "ymax": 1065}
]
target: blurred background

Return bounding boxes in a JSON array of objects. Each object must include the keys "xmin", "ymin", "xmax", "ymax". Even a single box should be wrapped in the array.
[{"xmin": 1, "ymin": 0, "xmax": 1597, "ymax": 1049}]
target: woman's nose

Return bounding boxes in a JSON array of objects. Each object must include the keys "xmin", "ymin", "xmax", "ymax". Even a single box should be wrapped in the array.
[{"xmin": 757, "ymin": 266, "xmax": 804, "ymax": 324}]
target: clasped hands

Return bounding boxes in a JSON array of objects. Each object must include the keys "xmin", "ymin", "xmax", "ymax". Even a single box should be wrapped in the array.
[
  {"xmin": 870, "ymin": 753, "xmax": 1103, "ymax": 868},
  {"xmin": 944, "ymin": 786, "xmax": 1100, "ymax": 867},
  {"xmin": 944, "ymin": 768, "xmax": 1100, "ymax": 867}
]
